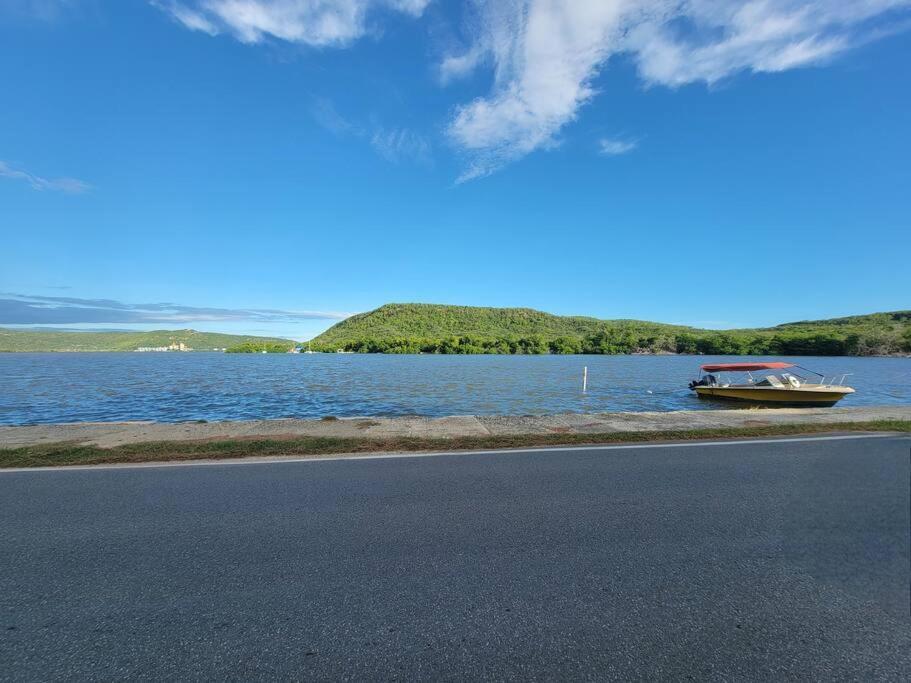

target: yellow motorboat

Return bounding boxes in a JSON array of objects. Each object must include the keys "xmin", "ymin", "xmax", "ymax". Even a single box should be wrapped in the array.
[{"xmin": 689, "ymin": 362, "xmax": 855, "ymax": 407}]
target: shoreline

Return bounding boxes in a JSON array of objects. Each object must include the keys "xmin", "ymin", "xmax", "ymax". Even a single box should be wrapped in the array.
[
  {"xmin": 2, "ymin": 405, "xmax": 909, "ymax": 451},
  {"xmin": 2, "ymin": 350, "xmax": 910, "ymax": 357}
]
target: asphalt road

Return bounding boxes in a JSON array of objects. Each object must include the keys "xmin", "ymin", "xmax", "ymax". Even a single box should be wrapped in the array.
[{"xmin": 1, "ymin": 435, "xmax": 909, "ymax": 681}]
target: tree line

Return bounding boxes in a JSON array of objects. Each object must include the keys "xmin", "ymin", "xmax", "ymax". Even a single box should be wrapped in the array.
[
  {"xmin": 311, "ymin": 328, "xmax": 911, "ymax": 356},
  {"xmin": 225, "ymin": 342, "xmax": 293, "ymax": 353}
]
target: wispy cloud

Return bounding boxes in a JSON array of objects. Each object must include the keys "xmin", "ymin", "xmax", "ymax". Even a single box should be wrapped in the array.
[
  {"xmin": 599, "ymin": 137, "xmax": 638, "ymax": 156},
  {"xmin": 1, "ymin": 0, "xmax": 77, "ymax": 22},
  {"xmin": 153, "ymin": 0, "xmax": 430, "ymax": 47},
  {"xmin": 0, "ymin": 161, "xmax": 90, "ymax": 194},
  {"xmin": 310, "ymin": 96, "xmax": 432, "ymax": 165},
  {"xmin": 370, "ymin": 128, "xmax": 432, "ymax": 165},
  {"xmin": 0, "ymin": 293, "xmax": 352, "ymax": 325},
  {"xmin": 310, "ymin": 96, "xmax": 363, "ymax": 136},
  {"xmin": 446, "ymin": 0, "xmax": 911, "ymax": 181},
  {"xmin": 152, "ymin": 0, "xmax": 219, "ymax": 34}
]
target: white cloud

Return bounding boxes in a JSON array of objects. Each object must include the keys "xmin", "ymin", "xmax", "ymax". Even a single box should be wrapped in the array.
[
  {"xmin": 599, "ymin": 137, "xmax": 638, "ymax": 156},
  {"xmin": 153, "ymin": 1, "xmax": 219, "ymax": 34},
  {"xmin": 0, "ymin": 161, "xmax": 90, "ymax": 194},
  {"xmin": 152, "ymin": 1, "xmax": 911, "ymax": 181},
  {"xmin": 154, "ymin": 0, "xmax": 430, "ymax": 46},
  {"xmin": 447, "ymin": 0, "xmax": 911, "ymax": 180},
  {"xmin": 624, "ymin": 1, "xmax": 905, "ymax": 87},
  {"xmin": 439, "ymin": 45, "xmax": 485, "ymax": 84}
]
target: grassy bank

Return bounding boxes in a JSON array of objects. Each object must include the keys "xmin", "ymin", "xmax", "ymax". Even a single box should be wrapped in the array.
[{"xmin": 2, "ymin": 420, "xmax": 908, "ymax": 468}]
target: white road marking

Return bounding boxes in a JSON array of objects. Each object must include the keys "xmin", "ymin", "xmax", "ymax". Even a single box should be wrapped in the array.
[{"xmin": 0, "ymin": 432, "xmax": 904, "ymax": 474}]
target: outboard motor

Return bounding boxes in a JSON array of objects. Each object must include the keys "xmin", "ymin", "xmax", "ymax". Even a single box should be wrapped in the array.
[{"xmin": 689, "ymin": 374, "xmax": 717, "ymax": 389}]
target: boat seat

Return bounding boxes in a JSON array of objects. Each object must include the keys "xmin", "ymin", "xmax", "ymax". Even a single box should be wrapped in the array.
[{"xmin": 764, "ymin": 375, "xmax": 785, "ymax": 388}]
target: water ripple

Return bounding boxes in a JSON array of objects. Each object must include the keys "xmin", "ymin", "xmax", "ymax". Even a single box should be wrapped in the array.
[{"xmin": 0, "ymin": 353, "xmax": 908, "ymax": 425}]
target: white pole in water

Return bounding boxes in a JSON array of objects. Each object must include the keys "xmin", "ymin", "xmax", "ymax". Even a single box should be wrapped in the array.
[{"xmin": 582, "ymin": 366, "xmax": 588, "ymax": 393}]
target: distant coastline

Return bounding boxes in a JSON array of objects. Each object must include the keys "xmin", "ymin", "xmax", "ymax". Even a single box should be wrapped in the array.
[
  {"xmin": 2, "ymin": 304, "xmax": 910, "ymax": 356},
  {"xmin": 0, "ymin": 328, "xmax": 291, "ymax": 354}
]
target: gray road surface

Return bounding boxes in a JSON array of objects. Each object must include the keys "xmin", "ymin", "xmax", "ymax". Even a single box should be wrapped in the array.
[{"xmin": 1, "ymin": 435, "xmax": 909, "ymax": 680}]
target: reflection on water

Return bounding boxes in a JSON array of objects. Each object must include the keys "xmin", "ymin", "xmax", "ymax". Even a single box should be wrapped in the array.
[{"xmin": 0, "ymin": 353, "xmax": 908, "ymax": 425}]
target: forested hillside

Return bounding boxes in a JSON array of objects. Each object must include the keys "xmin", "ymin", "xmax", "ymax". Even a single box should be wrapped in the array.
[{"xmin": 311, "ymin": 304, "xmax": 911, "ymax": 356}]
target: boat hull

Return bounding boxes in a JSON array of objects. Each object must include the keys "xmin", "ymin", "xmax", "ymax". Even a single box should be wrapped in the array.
[{"xmin": 693, "ymin": 385, "xmax": 853, "ymax": 407}]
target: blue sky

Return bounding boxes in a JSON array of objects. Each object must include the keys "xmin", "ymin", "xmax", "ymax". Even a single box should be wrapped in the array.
[{"xmin": 1, "ymin": 0, "xmax": 909, "ymax": 340}]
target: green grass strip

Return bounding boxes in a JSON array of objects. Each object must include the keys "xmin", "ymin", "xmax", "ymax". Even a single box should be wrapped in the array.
[{"xmin": 1, "ymin": 420, "xmax": 909, "ymax": 469}]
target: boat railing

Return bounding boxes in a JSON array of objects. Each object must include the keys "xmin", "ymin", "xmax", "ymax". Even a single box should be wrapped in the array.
[{"xmin": 818, "ymin": 373, "xmax": 853, "ymax": 387}]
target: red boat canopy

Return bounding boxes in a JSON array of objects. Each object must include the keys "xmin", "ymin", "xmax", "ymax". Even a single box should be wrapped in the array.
[{"xmin": 700, "ymin": 362, "xmax": 793, "ymax": 372}]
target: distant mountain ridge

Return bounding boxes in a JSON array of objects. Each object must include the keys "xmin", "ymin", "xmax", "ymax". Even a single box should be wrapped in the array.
[
  {"xmin": 0, "ymin": 328, "xmax": 292, "ymax": 352},
  {"xmin": 310, "ymin": 304, "xmax": 911, "ymax": 356}
]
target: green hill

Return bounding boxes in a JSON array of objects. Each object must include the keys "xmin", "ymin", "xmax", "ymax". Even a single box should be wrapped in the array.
[
  {"xmin": 314, "ymin": 304, "xmax": 688, "ymax": 341},
  {"xmin": 311, "ymin": 304, "xmax": 911, "ymax": 356},
  {"xmin": 0, "ymin": 328, "xmax": 293, "ymax": 353}
]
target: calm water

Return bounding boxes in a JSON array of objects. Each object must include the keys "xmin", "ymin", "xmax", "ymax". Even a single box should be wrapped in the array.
[{"xmin": 0, "ymin": 353, "xmax": 909, "ymax": 425}]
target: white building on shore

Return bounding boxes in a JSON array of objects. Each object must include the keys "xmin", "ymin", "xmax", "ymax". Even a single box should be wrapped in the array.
[{"xmin": 135, "ymin": 342, "xmax": 192, "ymax": 352}]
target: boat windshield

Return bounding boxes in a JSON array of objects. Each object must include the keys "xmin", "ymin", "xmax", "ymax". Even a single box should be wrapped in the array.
[
  {"xmin": 703, "ymin": 369, "xmax": 809, "ymax": 387},
  {"xmin": 754, "ymin": 375, "xmax": 788, "ymax": 387}
]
